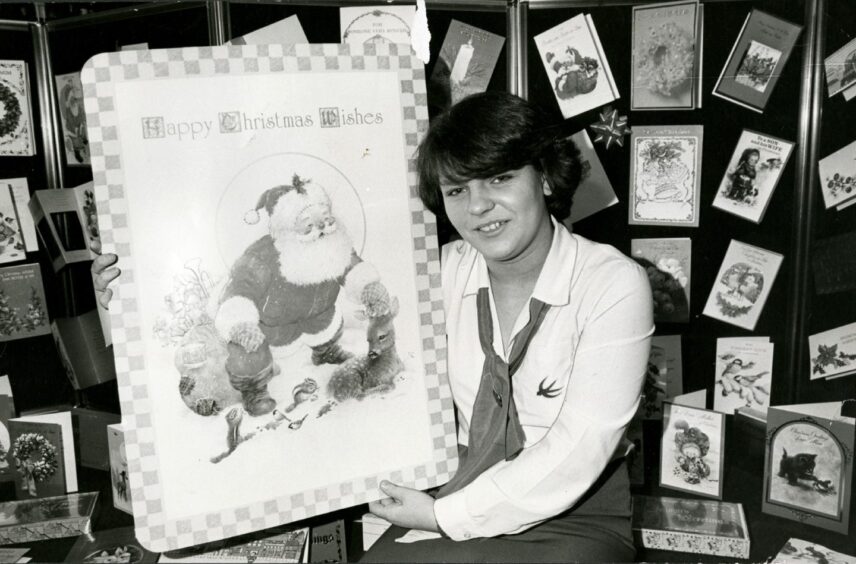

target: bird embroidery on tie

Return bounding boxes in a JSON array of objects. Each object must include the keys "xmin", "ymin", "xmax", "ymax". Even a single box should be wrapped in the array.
[{"xmin": 537, "ymin": 377, "xmax": 563, "ymax": 398}]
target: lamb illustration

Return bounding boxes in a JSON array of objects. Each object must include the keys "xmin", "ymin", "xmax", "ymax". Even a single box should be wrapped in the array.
[{"xmin": 327, "ymin": 286, "xmax": 404, "ymax": 402}]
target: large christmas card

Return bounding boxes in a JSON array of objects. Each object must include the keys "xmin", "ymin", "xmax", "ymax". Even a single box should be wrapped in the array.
[{"xmin": 82, "ymin": 44, "xmax": 456, "ymax": 552}]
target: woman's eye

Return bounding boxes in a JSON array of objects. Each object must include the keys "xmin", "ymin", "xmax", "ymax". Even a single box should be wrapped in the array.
[
  {"xmin": 443, "ymin": 187, "xmax": 463, "ymax": 197},
  {"xmin": 490, "ymin": 174, "xmax": 512, "ymax": 184}
]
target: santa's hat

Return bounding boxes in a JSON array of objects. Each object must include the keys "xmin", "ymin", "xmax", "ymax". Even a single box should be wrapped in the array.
[{"xmin": 243, "ymin": 174, "xmax": 331, "ymax": 225}]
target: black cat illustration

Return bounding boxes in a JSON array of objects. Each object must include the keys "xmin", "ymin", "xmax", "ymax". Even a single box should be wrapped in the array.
[{"xmin": 777, "ymin": 448, "xmax": 835, "ymax": 494}]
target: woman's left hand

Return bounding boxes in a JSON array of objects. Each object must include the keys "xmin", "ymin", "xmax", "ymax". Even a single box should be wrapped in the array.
[{"xmin": 368, "ymin": 481, "xmax": 440, "ymax": 533}]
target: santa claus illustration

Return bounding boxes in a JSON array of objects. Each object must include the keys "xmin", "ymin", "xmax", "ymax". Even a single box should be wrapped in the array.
[{"xmin": 214, "ymin": 174, "xmax": 385, "ymax": 416}]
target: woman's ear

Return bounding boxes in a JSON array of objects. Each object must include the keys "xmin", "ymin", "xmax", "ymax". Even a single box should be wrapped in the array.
[{"xmin": 541, "ymin": 175, "xmax": 553, "ymax": 196}]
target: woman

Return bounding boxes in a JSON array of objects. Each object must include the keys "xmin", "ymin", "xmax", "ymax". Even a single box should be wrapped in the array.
[{"xmin": 93, "ymin": 92, "xmax": 653, "ymax": 563}]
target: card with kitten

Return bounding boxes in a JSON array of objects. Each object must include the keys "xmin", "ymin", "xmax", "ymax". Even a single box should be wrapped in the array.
[{"xmin": 762, "ymin": 401, "xmax": 855, "ymax": 534}]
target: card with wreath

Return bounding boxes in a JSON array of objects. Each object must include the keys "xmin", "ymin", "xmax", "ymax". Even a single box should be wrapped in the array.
[
  {"xmin": 712, "ymin": 130, "xmax": 795, "ymax": 223},
  {"xmin": 534, "ymin": 13, "xmax": 618, "ymax": 119},
  {"xmin": 0, "ymin": 60, "xmax": 35, "ymax": 157},
  {"xmin": 631, "ymin": 0, "xmax": 702, "ymax": 110},
  {"xmin": 817, "ymin": 139, "xmax": 856, "ymax": 209},
  {"xmin": 702, "ymin": 240, "xmax": 783, "ymax": 331},
  {"xmin": 8, "ymin": 420, "xmax": 66, "ymax": 500},
  {"xmin": 660, "ymin": 402, "xmax": 725, "ymax": 499},
  {"xmin": 629, "ymin": 125, "xmax": 703, "ymax": 226}
]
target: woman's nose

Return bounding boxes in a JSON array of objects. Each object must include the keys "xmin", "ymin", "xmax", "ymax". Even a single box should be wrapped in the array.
[{"xmin": 467, "ymin": 184, "xmax": 494, "ymax": 215}]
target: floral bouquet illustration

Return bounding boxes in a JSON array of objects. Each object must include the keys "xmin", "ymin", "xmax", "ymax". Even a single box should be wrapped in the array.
[{"xmin": 635, "ymin": 139, "xmax": 693, "ymax": 207}]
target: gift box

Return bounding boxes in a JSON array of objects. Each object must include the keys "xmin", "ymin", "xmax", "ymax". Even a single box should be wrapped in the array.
[{"xmin": 0, "ymin": 491, "xmax": 97, "ymax": 544}]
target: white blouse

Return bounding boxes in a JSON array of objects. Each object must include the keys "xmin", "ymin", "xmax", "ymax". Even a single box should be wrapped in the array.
[{"xmin": 433, "ymin": 219, "xmax": 654, "ymax": 540}]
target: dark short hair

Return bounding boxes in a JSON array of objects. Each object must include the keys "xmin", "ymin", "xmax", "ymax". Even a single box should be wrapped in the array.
[
  {"xmin": 417, "ymin": 91, "xmax": 583, "ymax": 223},
  {"xmin": 739, "ymin": 148, "xmax": 761, "ymax": 163}
]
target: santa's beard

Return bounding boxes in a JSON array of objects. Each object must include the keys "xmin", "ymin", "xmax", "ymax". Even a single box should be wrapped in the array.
[{"xmin": 273, "ymin": 223, "xmax": 354, "ymax": 285}]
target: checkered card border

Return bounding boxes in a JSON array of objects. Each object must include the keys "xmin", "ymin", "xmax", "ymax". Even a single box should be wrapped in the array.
[{"xmin": 81, "ymin": 42, "xmax": 457, "ymax": 552}]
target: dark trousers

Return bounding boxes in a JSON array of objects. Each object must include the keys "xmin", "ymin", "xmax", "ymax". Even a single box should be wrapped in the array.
[{"xmin": 361, "ymin": 459, "xmax": 635, "ymax": 563}]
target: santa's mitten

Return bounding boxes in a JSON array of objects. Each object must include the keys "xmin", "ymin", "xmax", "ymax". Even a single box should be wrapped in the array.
[
  {"xmin": 360, "ymin": 281, "xmax": 391, "ymax": 317},
  {"xmin": 229, "ymin": 322, "xmax": 265, "ymax": 353}
]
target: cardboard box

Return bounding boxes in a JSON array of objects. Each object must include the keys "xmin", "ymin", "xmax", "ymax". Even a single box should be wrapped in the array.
[{"xmin": 0, "ymin": 492, "xmax": 97, "ymax": 544}]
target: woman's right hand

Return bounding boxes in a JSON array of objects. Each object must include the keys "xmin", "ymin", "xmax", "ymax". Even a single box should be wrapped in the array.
[{"xmin": 91, "ymin": 239, "xmax": 120, "ymax": 310}]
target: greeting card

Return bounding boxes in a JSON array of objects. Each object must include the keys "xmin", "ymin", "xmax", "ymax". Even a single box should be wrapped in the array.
[
  {"xmin": 565, "ymin": 129, "xmax": 617, "ymax": 224},
  {"xmin": 713, "ymin": 337, "xmax": 773, "ymax": 414},
  {"xmin": 8, "ymin": 419, "xmax": 66, "ymax": 500},
  {"xmin": 631, "ymin": 0, "xmax": 703, "ymax": 110},
  {"xmin": 0, "ymin": 263, "xmax": 50, "ymax": 342},
  {"xmin": 82, "ymin": 43, "xmax": 455, "ymax": 551},
  {"xmin": 534, "ymin": 13, "xmax": 618, "ymax": 119},
  {"xmin": 713, "ymin": 9, "xmax": 803, "ymax": 113},
  {"xmin": 808, "ymin": 321, "xmax": 856, "ymax": 380},
  {"xmin": 660, "ymin": 403, "xmax": 725, "ymax": 499},
  {"xmin": 0, "ymin": 60, "xmax": 35, "ymax": 157},
  {"xmin": 429, "ymin": 20, "xmax": 504, "ymax": 109},
  {"xmin": 3, "ymin": 178, "xmax": 37, "ymax": 252},
  {"xmin": 227, "ymin": 14, "xmax": 307, "ymax": 46},
  {"xmin": 340, "ymin": 6, "xmax": 414, "ymax": 45},
  {"xmin": 0, "ymin": 185, "xmax": 25, "ymax": 265},
  {"xmin": 641, "ymin": 335, "xmax": 683, "ymax": 420},
  {"xmin": 629, "ymin": 125, "xmax": 703, "ymax": 226},
  {"xmin": 763, "ymin": 402, "xmax": 854, "ymax": 534},
  {"xmin": 702, "ymin": 240, "xmax": 783, "ymax": 330},
  {"xmin": 824, "ymin": 36, "xmax": 856, "ymax": 98},
  {"xmin": 712, "ymin": 129, "xmax": 795, "ymax": 223},
  {"xmin": 55, "ymin": 72, "xmax": 89, "ymax": 166},
  {"xmin": 631, "ymin": 238, "xmax": 691, "ymax": 323},
  {"xmin": 817, "ymin": 139, "xmax": 856, "ymax": 209}
]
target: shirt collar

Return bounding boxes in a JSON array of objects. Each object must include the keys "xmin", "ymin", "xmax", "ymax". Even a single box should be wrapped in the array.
[{"xmin": 462, "ymin": 217, "xmax": 576, "ymax": 307}]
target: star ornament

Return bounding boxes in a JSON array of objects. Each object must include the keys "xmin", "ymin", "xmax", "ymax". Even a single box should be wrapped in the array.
[{"xmin": 590, "ymin": 107, "xmax": 630, "ymax": 149}]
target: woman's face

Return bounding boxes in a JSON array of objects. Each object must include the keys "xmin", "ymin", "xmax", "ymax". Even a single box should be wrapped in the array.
[
  {"xmin": 748, "ymin": 153, "xmax": 759, "ymax": 166},
  {"xmin": 440, "ymin": 165, "xmax": 554, "ymax": 266}
]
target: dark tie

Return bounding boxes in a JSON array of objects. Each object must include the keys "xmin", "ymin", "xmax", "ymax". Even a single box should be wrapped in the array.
[{"xmin": 438, "ymin": 287, "xmax": 550, "ymax": 497}]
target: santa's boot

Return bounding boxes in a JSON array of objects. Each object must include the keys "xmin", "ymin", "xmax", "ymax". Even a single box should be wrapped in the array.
[
  {"xmin": 226, "ymin": 342, "xmax": 277, "ymax": 416},
  {"xmin": 310, "ymin": 325, "xmax": 353, "ymax": 366}
]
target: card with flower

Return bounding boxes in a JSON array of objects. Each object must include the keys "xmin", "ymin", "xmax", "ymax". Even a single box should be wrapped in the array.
[
  {"xmin": 632, "ymin": 237, "xmax": 691, "ymax": 323},
  {"xmin": 629, "ymin": 125, "xmax": 703, "ymax": 226}
]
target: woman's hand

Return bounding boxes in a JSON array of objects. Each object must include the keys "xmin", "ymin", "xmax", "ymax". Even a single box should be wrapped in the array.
[
  {"xmin": 368, "ymin": 481, "xmax": 440, "ymax": 533},
  {"xmin": 90, "ymin": 239, "xmax": 120, "ymax": 309}
]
